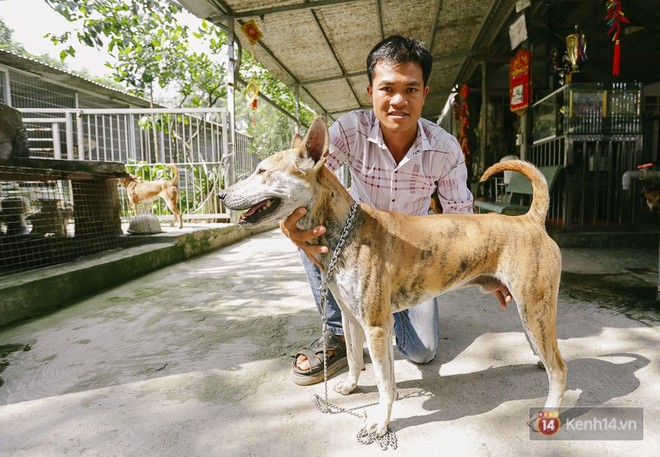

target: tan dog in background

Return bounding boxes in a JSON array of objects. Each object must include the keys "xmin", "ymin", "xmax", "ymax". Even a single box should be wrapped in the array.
[
  {"xmin": 122, "ymin": 164, "xmax": 183, "ymax": 229},
  {"xmin": 220, "ymin": 116, "xmax": 566, "ymax": 437}
]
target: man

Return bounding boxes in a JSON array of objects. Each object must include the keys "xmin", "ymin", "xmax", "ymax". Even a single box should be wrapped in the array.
[{"xmin": 281, "ymin": 35, "xmax": 510, "ymax": 386}]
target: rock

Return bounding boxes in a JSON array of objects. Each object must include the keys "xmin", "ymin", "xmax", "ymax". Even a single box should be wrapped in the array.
[{"xmin": 127, "ymin": 214, "xmax": 163, "ymax": 235}]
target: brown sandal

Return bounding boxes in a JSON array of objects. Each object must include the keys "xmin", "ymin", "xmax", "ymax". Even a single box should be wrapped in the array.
[{"xmin": 290, "ymin": 331, "xmax": 348, "ymax": 386}]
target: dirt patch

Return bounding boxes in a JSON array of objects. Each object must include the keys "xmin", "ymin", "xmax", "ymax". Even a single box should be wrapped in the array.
[{"xmin": 561, "ymin": 272, "xmax": 659, "ymax": 323}]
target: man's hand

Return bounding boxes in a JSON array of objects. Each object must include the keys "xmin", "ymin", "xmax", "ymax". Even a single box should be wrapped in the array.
[
  {"xmin": 491, "ymin": 284, "xmax": 513, "ymax": 309},
  {"xmin": 280, "ymin": 207, "xmax": 328, "ymax": 270}
]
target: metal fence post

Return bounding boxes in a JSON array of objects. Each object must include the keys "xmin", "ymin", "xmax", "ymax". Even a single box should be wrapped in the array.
[
  {"xmin": 226, "ymin": 20, "xmax": 237, "ymax": 223},
  {"xmin": 65, "ymin": 111, "xmax": 75, "ymax": 160},
  {"xmin": 76, "ymin": 110, "xmax": 85, "ymax": 160}
]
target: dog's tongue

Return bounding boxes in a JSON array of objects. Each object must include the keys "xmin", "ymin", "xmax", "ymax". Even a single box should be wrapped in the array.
[{"xmin": 242, "ymin": 201, "xmax": 267, "ymax": 218}]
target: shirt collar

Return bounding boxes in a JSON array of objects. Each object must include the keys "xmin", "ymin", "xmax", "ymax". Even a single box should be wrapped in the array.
[{"xmin": 367, "ymin": 115, "xmax": 430, "ymax": 157}]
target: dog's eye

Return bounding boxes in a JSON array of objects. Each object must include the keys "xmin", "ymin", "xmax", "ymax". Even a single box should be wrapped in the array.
[{"xmin": 257, "ymin": 168, "xmax": 266, "ymax": 175}]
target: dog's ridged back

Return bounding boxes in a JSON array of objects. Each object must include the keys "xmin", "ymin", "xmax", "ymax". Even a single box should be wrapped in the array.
[{"xmin": 479, "ymin": 160, "xmax": 549, "ymax": 225}]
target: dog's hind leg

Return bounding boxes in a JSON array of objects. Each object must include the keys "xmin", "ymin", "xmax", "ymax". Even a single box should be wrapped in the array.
[
  {"xmin": 173, "ymin": 207, "xmax": 183, "ymax": 228},
  {"xmin": 516, "ymin": 289, "xmax": 567, "ymax": 430},
  {"xmin": 163, "ymin": 193, "xmax": 183, "ymax": 228}
]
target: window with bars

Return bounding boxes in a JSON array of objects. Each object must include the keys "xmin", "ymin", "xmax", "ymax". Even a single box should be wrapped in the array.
[{"xmin": 0, "ymin": 69, "xmax": 8, "ymax": 104}]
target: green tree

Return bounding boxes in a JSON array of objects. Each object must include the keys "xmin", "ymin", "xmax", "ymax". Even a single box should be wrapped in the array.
[
  {"xmin": 0, "ymin": 18, "xmax": 21, "ymax": 53},
  {"xmin": 44, "ymin": 0, "xmax": 315, "ymax": 166},
  {"xmin": 243, "ymin": 102, "xmax": 296, "ymax": 159},
  {"xmin": 45, "ymin": 0, "xmax": 190, "ymax": 104}
]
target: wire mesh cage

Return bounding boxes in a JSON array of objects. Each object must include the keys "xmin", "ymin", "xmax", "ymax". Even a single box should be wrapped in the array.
[{"xmin": 0, "ymin": 164, "xmax": 124, "ymax": 276}]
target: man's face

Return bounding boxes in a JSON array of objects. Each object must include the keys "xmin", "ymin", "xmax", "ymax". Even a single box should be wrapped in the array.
[{"xmin": 367, "ymin": 61, "xmax": 429, "ymax": 136}]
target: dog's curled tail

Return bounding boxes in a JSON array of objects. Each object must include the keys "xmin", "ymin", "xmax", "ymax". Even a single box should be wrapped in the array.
[
  {"xmin": 479, "ymin": 160, "xmax": 549, "ymax": 225},
  {"xmin": 168, "ymin": 164, "xmax": 179, "ymax": 186}
]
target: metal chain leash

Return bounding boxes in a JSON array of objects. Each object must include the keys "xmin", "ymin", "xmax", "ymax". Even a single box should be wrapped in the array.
[
  {"xmin": 315, "ymin": 202, "xmax": 358, "ymax": 415},
  {"xmin": 312, "ymin": 202, "xmax": 398, "ymax": 451},
  {"xmin": 356, "ymin": 427, "xmax": 398, "ymax": 451}
]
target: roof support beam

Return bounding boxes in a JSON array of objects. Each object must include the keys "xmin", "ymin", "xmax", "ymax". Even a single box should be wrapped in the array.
[
  {"xmin": 375, "ymin": 0, "xmax": 384, "ymax": 41},
  {"xmin": 216, "ymin": 0, "xmax": 365, "ymax": 20},
  {"xmin": 427, "ymin": 0, "xmax": 443, "ymax": 51}
]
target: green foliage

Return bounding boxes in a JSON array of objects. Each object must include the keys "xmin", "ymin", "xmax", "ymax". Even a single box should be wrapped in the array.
[
  {"xmin": 243, "ymin": 103, "xmax": 297, "ymax": 159},
  {"xmin": 125, "ymin": 160, "xmax": 171, "ymax": 181},
  {"xmin": 239, "ymin": 58, "xmax": 315, "ymax": 127},
  {"xmin": 237, "ymin": 57, "xmax": 314, "ymax": 155},
  {"xmin": 45, "ymin": 0, "xmax": 190, "ymax": 101},
  {"xmin": 0, "ymin": 18, "xmax": 18, "ymax": 51}
]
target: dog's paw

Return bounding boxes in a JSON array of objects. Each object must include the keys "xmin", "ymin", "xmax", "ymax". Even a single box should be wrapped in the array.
[
  {"xmin": 361, "ymin": 402, "xmax": 392, "ymax": 437},
  {"xmin": 334, "ymin": 380, "xmax": 357, "ymax": 395},
  {"xmin": 363, "ymin": 412, "xmax": 390, "ymax": 437}
]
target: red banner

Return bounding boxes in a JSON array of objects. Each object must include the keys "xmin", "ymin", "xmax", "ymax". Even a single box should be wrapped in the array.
[{"xmin": 509, "ymin": 49, "xmax": 531, "ymax": 114}]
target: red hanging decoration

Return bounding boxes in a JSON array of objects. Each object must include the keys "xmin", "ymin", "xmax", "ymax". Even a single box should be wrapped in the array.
[
  {"xmin": 605, "ymin": 0, "xmax": 630, "ymax": 77},
  {"xmin": 457, "ymin": 84, "xmax": 470, "ymax": 160},
  {"xmin": 241, "ymin": 19, "xmax": 263, "ymax": 45}
]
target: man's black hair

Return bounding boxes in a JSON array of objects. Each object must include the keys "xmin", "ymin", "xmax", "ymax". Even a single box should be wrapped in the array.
[{"xmin": 366, "ymin": 35, "xmax": 433, "ymax": 87}]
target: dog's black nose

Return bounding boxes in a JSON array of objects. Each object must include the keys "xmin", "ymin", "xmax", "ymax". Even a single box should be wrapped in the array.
[{"xmin": 218, "ymin": 192, "xmax": 226, "ymax": 201}]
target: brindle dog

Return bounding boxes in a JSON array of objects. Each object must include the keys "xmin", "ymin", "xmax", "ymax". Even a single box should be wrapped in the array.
[{"xmin": 220, "ymin": 116, "xmax": 566, "ymax": 437}]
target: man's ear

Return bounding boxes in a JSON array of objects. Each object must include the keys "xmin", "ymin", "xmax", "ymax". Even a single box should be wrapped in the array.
[
  {"xmin": 301, "ymin": 116, "xmax": 329, "ymax": 164},
  {"xmin": 291, "ymin": 133, "xmax": 303, "ymax": 149}
]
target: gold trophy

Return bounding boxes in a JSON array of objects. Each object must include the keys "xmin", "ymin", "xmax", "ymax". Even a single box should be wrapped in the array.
[{"xmin": 565, "ymin": 26, "xmax": 586, "ymax": 82}]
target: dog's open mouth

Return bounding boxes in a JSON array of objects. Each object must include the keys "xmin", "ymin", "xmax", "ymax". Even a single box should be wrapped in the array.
[{"xmin": 239, "ymin": 198, "xmax": 281, "ymax": 224}]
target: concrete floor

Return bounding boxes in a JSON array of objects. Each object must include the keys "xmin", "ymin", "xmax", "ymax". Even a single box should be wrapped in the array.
[{"xmin": 0, "ymin": 229, "xmax": 658, "ymax": 456}]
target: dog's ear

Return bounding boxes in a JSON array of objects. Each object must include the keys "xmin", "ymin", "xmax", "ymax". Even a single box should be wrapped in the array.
[
  {"xmin": 291, "ymin": 133, "xmax": 303, "ymax": 149},
  {"xmin": 301, "ymin": 116, "xmax": 329, "ymax": 164}
]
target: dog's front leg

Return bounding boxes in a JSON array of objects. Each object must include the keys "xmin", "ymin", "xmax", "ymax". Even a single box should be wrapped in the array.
[
  {"xmin": 363, "ymin": 322, "xmax": 396, "ymax": 437},
  {"xmin": 334, "ymin": 309, "xmax": 364, "ymax": 395}
]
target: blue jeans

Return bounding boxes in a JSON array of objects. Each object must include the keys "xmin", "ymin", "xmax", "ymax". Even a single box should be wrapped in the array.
[{"xmin": 300, "ymin": 251, "xmax": 440, "ymax": 364}]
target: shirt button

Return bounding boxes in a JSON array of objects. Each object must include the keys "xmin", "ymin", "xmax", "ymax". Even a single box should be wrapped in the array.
[{"xmin": 391, "ymin": 199, "xmax": 396, "ymax": 202}]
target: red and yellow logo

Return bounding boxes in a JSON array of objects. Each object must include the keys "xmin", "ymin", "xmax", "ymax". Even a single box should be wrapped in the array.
[{"xmin": 537, "ymin": 410, "xmax": 561, "ymax": 437}]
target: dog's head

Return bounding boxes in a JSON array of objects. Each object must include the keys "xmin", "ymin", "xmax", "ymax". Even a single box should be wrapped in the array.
[
  {"xmin": 220, "ymin": 115, "xmax": 330, "ymax": 227},
  {"xmin": 643, "ymin": 187, "xmax": 660, "ymax": 212},
  {"xmin": 121, "ymin": 174, "xmax": 139, "ymax": 188}
]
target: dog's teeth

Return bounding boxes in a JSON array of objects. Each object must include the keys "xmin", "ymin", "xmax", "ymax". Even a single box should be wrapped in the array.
[{"xmin": 265, "ymin": 200, "xmax": 272, "ymax": 208}]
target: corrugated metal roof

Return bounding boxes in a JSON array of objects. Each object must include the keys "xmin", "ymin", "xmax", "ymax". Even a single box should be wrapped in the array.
[
  {"xmin": 0, "ymin": 49, "xmax": 155, "ymax": 108},
  {"xmin": 180, "ymin": 0, "xmax": 518, "ymax": 122},
  {"xmin": 180, "ymin": 0, "xmax": 660, "ymax": 124}
]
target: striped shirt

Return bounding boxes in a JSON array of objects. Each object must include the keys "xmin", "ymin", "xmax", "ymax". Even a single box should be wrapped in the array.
[{"xmin": 326, "ymin": 110, "xmax": 473, "ymax": 216}]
